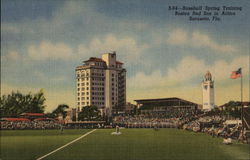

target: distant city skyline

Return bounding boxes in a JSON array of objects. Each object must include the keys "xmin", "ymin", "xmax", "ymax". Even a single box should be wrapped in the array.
[{"xmin": 1, "ymin": 0, "xmax": 249, "ymax": 111}]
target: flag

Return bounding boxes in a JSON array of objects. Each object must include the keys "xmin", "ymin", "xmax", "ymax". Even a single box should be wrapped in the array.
[{"xmin": 230, "ymin": 68, "xmax": 242, "ymax": 79}]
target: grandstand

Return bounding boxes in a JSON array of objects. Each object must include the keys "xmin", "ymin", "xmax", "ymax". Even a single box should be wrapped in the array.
[
  {"xmin": 1, "ymin": 104, "xmax": 249, "ymax": 160},
  {"xmin": 20, "ymin": 112, "xmax": 45, "ymax": 120},
  {"xmin": 243, "ymin": 107, "xmax": 250, "ymax": 130},
  {"xmin": 135, "ymin": 97, "xmax": 199, "ymax": 113}
]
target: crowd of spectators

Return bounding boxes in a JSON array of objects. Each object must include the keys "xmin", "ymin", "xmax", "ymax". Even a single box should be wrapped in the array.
[
  {"xmin": 113, "ymin": 109, "xmax": 202, "ymax": 128},
  {"xmin": 1, "ymin": 108, "xmax": 248, "ymax": 144},
  {"xmin": 182, "ymin": 114, "xmax": 248, "ymax": 143},
  {"xmin": 0, "ymin": 120, "xmax": 61, "ymax": 130},
  {"xmin": 113, "ymin": 108, "xmax": 248, "ymax": 144}
]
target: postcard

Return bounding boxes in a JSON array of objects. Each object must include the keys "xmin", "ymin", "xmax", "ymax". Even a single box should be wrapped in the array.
[{"xmin": 1, "ymin": 0, "xmax": 249, "ymax": 160}]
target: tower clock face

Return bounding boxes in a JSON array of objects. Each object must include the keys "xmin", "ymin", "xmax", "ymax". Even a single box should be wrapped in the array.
[{"xmin": 204, "ymin": 85, "xmax": 207, "ymax": 90}]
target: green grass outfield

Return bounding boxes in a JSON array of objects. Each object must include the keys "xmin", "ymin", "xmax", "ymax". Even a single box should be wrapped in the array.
[{"xmin": 1, "ymin": 129, "xmax": 249, "ymax": 160}]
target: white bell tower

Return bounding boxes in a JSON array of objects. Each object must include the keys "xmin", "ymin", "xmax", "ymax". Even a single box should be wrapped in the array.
[{"xmin": 202, "ymin": 71, "xmax": 215, "ymax": 111}]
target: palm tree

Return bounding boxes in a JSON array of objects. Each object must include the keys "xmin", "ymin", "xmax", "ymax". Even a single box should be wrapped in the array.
[{"xmin": 52, "ymin": 104, "xmax": 69, "ymax": 118}]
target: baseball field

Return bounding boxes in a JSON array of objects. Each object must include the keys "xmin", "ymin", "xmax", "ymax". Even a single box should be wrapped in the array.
[{"xmin": 1, "ymin": 128, "xmax": 249, "ymax": 160}]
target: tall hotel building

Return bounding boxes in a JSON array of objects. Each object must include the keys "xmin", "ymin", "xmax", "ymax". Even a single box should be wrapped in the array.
[{"xmin": 75, "ymin": 52, "xmax": 126, "ymax": 116}]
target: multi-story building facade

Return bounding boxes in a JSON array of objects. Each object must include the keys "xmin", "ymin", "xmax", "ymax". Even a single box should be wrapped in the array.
[{"xmin": 75, "ymin": 52, "xmax": 126, "ymax": 116}]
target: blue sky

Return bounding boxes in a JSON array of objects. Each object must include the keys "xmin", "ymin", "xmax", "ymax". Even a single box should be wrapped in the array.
[{"xmin": 1, "ymin": 0, "xmax": 249, "ymax": 111}]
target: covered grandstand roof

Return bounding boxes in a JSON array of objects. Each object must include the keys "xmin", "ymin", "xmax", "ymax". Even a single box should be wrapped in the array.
[
  {"xmin": 1, "ymin": 118, "xmax": 31, "ymax": 121},
  {"xmin": 20, "ymin": 113, "xmax": 45, "ymax": 116},
  {"xmin": 134, "ymin": 97, "xmax": 198, "ymax": 106}
]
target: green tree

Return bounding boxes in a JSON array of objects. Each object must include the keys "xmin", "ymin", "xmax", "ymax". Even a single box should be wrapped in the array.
[
  {"xmin": 51, "ymin": 104, "xmax": 69, "ymax": 118},
  {"xmin": 222, "ymin": 101, "xmax": 242, "ymax": 118},
  {"xmin": 0, "ymin": 90, "xmax": 46, "ymax": 117},
  {"xmin": 78, "ymin": 106, "xmax": 101, "ymax": 121}
]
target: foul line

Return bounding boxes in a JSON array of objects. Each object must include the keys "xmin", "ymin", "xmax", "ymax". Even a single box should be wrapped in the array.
[{"xmin": 36, "ymin": 129, "xmax": 97, "ymax": 160}]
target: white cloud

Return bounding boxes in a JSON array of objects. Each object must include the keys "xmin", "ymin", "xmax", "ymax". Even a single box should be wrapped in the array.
[
  {"xmin": 128, "ymin": 71, "xmax": 167, "ymax": 89},
  {"xmin": 167, "ymin": 28, "xmax": 187, "ymax": 45},
  {"xmin": 127, "ymin": 55, "xmax": 249, "ymax": 105},
  {"xmin": 128, "ymin": 55, "xmax": 249, "ymax": 89},
  {"xmin": 28, "ymin": 41, "xmax": 73, "ymax": 60},
  {"xmin": 191, "ymin": 31, "xmax": 236, "ymax": 53},
  {"xmin": 23, "ymin": 34, "xmax": 148, "ymax": 63},
  {"xmin": 167, "ymin": 56, "xmax": 206, "ymax": 81},
  {"xmin": 5, "ymin": 51, "xmax": 21, "ymax": 61},
  {"xmin": 1, "ymin": 24, "xmax": 20, "ymax": 33},
  {"xmin": 168, "ymin": 55, "xmax": 249, "ymax": 82},
  {"xmin": 77, "ymin": 34, "xmax": 149, "ymax": 63},
  {"xmin": 167, "ymin": 28, "xmax": 237, "ymax": 53}
]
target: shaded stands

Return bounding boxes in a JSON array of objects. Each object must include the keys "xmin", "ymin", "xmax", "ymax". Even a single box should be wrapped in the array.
[
  {"xmin": 65, "ymin": 121, "xmax": 106, "ymax": 129},
  {"xmin": 20, "ymin": 112, "xmax": 45, "ymax": 120},
  {"xmin": 0, "ymin": 120, "xmax": 61, "ymax": 130},
  {"xmin": 0, "ymin": 113, "xmax": 60, "ymax": 130},
  {"xmin": 135, "ymin": 97, "xmax": 199, "ymax": 114},
  {"xmin": 0, "ymin": 118, "xmax": 31, "ymax": 121},
  {"xmin": 243, "ymin": 107, "xmax": 250, "ymax": 131}
]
